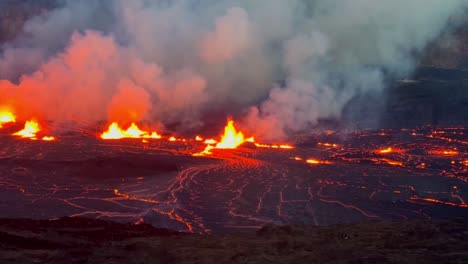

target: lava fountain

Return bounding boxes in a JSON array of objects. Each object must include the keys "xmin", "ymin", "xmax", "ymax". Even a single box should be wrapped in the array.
[
  {"xmin": 0, "ymin": 110, "xmax": 15, "ymax": 128},
  {"xmin": 195, "ymin": 119, "xmax": 293, "ymax": 156},
  {"xmin": 194, "ymin": 119, "xmax": 252, "ymax": 156},
  {"xmin": 13, "ymin": 120, "xmax": 41, "ymax": 139},
  {"xmin": 215, "ymin": 119, "xmax": 248, "ymax": 149},
  {"xmin": 101, "ymin": 122, "xmax": 161, "ymax": 140}
]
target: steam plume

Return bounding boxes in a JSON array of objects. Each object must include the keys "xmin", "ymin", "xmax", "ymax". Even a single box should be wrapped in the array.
[{"xmin": 0, "ymin": 0, "xmax": 466, "ymax": 139}]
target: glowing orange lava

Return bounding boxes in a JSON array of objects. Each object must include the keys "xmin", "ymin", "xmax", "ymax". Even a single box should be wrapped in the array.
[
  {"xmin": 146, "ymin": 132, "xmax": 162, "ymax": 139},
  {"xmin": 0, "ymin": 110, "xmax": 16, "ymax": 128},
  {"xmin": 194, "ymin": 119, "xmax": 294, "ymax": 156},
  {"xmin": 442, "ymin": 150, "xmax": 459, "ymax": 156},
  {"xmin": 385, "ymin": 160, "xmax": 403, "ymax": 166},
  {"xmin": 429, "ymin": 149, "xmax": 459, "ymax": 156},
  {"xmin": 379, "ymin": 147, "xmax": 393, "ymax": 153},
  {"xmin": 318, "ymin": 142, "xmax": 339, "ymax": 147},
  {"xmin": 215, "ymin": 119, "xmax": 246, "ymax": 149},
  {"xmin": 306, "ymin": 159, "xmax": 332, "ymax": 165},
  {"xmin": 204, "ymin": 139, "xmax": 217, "ymax": 144},
  {"xmin": 255, "ymin": 143, "xmax": 294, "ymax": 149},
  {"xmin": 41, "ymin": 136, "xmax": 56, "ymax": 141},
  {"xmin": 100, "ymin": 122, "xmax": 161, "ymax": 140},
  {"xmin": 376, "ymin": 147, "xmax": 405, "ymax": 154},
  {"xmin": 13, "ymin": 120, "xmax": 41, "ymax": 139},
  {"xmin": 194, "ymin": 119, "xmax": 246, "ymax": 156}
]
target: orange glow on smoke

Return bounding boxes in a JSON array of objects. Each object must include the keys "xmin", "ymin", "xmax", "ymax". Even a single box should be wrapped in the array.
[
  {"xmin": 13, "ymin": 120, "xmax": 41, "ymax": 139},
  {"xmin": 100, "ymin": 122, "xmax": 161, "ymax": 140},
  {"xmin": 0, "ymin": 110, "xmax": 16, "ymax": 128}
]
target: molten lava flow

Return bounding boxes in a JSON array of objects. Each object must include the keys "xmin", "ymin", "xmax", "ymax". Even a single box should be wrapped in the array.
[
  {"xmin": 125, "ymin": 123, "xmax": 147, "ymax": 138},
  {"xmin": 246, "ymin": 137, "xmax": 255, "ymax": 143},
  {"xmin": 254, "ymin": 143, "xmax": 294, "ymax": 149},
  {"xmin": 376, "ymin": 147, "xmax": 405, "ymax": 154},
  {"xmin": 13, "ymin": 120, "xmax": 40, "ymax": 139},
  {"xmin": 100, "ymin": 122, "xmax": 161, "ymax": 140},
  {"xmin": 194, "ymin": 119, "xmax": 248, "ymax": 156},
  {"xmin": 204, "ymin": 139, "xmax": 217, "ymax": 144},
  {"xmin": 307, "ymin": 159, "xmax": 320, "ymax": 164},
  {"xmin": 0, "ymin": 110, "xmax": 15, "ymax": 128},
  {"xmin": 101, "ymin": 123, "xmax": 127, "ymax": 139},
  {"xmin": 194, "ymin": 119, "xmax": 294, "ymax": 156},
  {"xmin": 318, "ymin": 142, "xmax": 339, "ymax": 148},
  {"xmin": 378, "ymin": 147, "xmax": 393, "ymax": 153},
  {"xmin": 146, "ymin": 132, "xmax": 162, "ymax": 139},
  {"xmin": 428, "ymin": 149, "xmax": 459, "ymax": 156},
  {"xmin": 442, "ymin": 150, "xmax": 459, "ymax": 156},
  {"xmin": 42, "ymin": 136, "xmax": 56, "ymax": 141},
  {"xmin": 215, "ymin": 119, "xmax": 246, "ymax": 149},
  {"xmin": 306, "ymin": 159, "xmax": 331, "ymax": 165}
]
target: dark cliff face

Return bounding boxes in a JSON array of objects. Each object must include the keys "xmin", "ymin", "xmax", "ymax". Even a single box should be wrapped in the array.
[
  {"xmin": 422, "ymin": 15, "xmax": 468, "ymax": 70},
  {"xmin": 343, "ymin": 67, "xmax": 468, "ymax": 129},
  {"xmin": 1, "ymin": 217, "xmax": 468, "ymax": 263},
  {"xmin": 340, "ymin": 14, "xmax": 468, "ymax": 129}
]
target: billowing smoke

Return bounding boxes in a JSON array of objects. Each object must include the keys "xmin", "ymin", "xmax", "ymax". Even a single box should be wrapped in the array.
[{"xmin": 0, "ymin": 0, "xmax": 466, "ymax": 139}]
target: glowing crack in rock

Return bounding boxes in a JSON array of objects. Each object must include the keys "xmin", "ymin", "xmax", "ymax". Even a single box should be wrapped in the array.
[{"xmin": 306, "ymin": 159, "xmax": 332, "ymax": 165}]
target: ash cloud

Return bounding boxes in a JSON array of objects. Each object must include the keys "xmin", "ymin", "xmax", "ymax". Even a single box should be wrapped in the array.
[{"xmin": 0, "ymin": 0, "xmax": 466, "ymax": 138}]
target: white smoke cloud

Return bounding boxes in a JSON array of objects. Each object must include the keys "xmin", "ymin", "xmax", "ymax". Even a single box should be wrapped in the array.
[
  {"xmin": 0, "ymin": 0, "xmax": 466, "ymax": 138},
  {"xmin": 200, "ymin": 7, "xmax": 251, "ymax": 63}
]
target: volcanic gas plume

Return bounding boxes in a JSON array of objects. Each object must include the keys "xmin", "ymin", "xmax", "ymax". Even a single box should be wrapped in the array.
[{"xmin": 0, "ymin": 0, "xmax": 467, "ymax": 140}]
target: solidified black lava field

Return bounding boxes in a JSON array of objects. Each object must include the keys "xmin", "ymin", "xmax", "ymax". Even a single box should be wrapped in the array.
[{"xmin": 0, "ymin": 126, "xmax": 466, "ymax": 233}]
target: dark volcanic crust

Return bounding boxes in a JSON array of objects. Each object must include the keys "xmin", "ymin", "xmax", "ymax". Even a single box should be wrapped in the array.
[
  {"xmin": 0, "ymin": 155, "xmax": 180, "ymax": 179},
  {"xmin": 0, "ymin": 127, "xmax": 466, "ymax": 233},
  {"xmin": 0, "ymin": 217, "xmax": 467, "ymax": 263}
]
